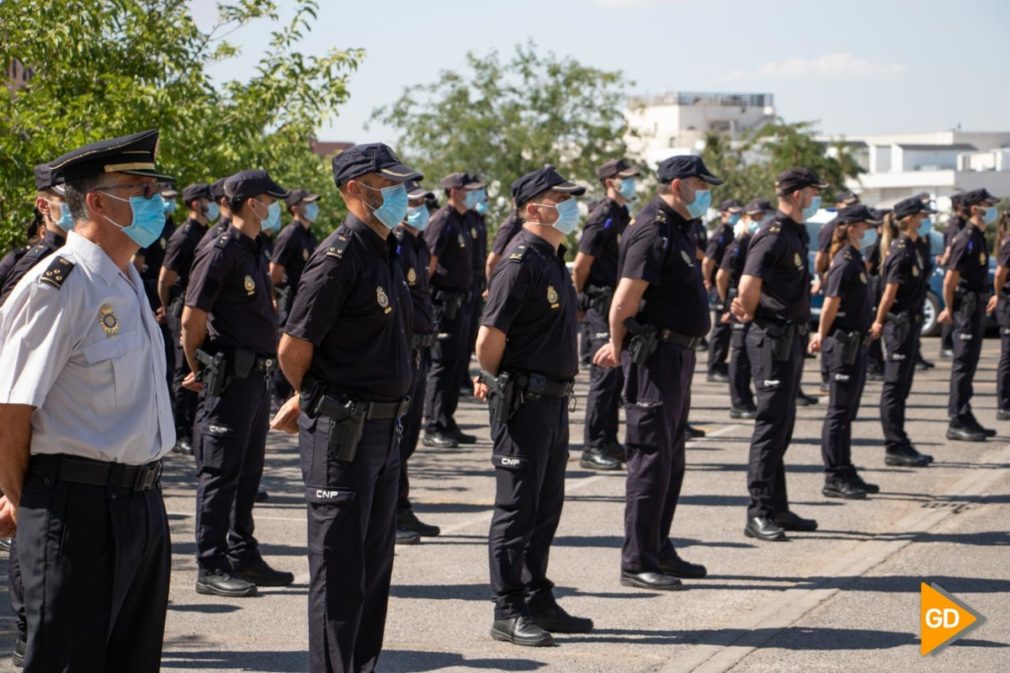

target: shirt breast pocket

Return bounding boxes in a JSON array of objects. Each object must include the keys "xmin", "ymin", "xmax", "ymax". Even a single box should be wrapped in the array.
[{"xmin": 82, "ymin": 330, "xmax": 147, "ymax": 410}]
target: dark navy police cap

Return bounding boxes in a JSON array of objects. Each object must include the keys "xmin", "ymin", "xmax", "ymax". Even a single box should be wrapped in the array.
[
  {"xmin": 405, "ymin": 180, "xmax": 434, "ymax": 200},
  {"xmin": 718, "ymin": 198, "xmax": 743, "ymax": 213},
  {"xmin": 961, "ymin": 188, "xmax": 999, "ymax": 207},
  {"xmin": 837, "ymin": 204, "xmax": 883, "ymax": 225},
  {"xmin": 224, "ymin": 170, "xmax": 288, "ymax": 201},
  {"xmin": 775, "ymin": 167, "xmax": 828, "ymax": 195},
  {"xmin": 49, "ymin": 129, "xmax": 173, "ymax": 183},
  {"xmin": 744, "ymin": 198, "xmax": 773, "ymax": 215},
  {"xmin": 441, "ymin": 172, "xmax": 485, "ymax": 190},
  {"xmin": 656, "ymin": 155, "xmax": 723, "ymax": 185},
  {"xmin": 331, "ymin": 143, "xmax": 422, "ymax": 187},
  {"xmin": 210, "ymin": 178, "xmax": 228, "ymax": 201},
  {"xmin": 511, "ymin": 167, "xmax": 586, "ymax": 209},
  {"xmin": 182, "ymin": 182, "xmax": 211, "ymax": 204},
  {"xmin": 34, "ymin": 163, "xmax": 64, "ymax": 193},
  {"xmin": 892, "ymin": 196, "xmax": 937, "ymax": 219},
  {"xmin": 285, "ymin": 188, "xmax": 320, "ymax": 207},
  {"xmin": 835, "ymin": 190, "xmax": 860, "ymax": 206},
  {"xmin": 597, "ymin": 158, "xmax": 640, "ymax": 180}
]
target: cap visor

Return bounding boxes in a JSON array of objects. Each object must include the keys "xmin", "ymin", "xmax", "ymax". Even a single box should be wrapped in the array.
[
  {"xmin": 554, "ymin": 181, "xmax": 587, "ymax": 196},
  {"xmin": 700, "ymin": 172, "xmax": 725, "ymax": 186},
  {"xmin": 303, "ymin": 193, "xmax": 320, "ymax": 203},
  {"xmin": 464, "ymin": 181, "xmax": 487, "ymax": 190},
  {"xmin": 617, "ymin": 167, "xmax": 641, "ymax": 178},
  {"xmin": 121, "ymin": 168, "xmax": 175, "ymax": 182},
  {"xmin": 379, "ymin": 163, "xmax": 423, "ymax": 183}
]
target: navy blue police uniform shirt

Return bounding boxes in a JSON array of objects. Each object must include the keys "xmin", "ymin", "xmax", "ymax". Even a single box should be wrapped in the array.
[
  {"xmin": 817, "ymin": 218, "xmax": 838, "ymax": 255},
  {"xmin": 719, "ymin": 233, "xmax": 752, "ymax": 290},
  {"xmin": 0, "ymin": 247, "xmax": 27, "ymax": 289},
  {"xmin": 285, "ymin": 215, "xmax": 413, "ymax": 403},
  {"xmin": 618, "ymin": 197, "xmax": 711, "ymax": 337},
  {"xmin": 185, "ymin": 226, "xmax": 277, "ymax": 355},
  {"xmin": 490, "ymin": 212, "xmax": 524, "ymax": 257},
  {"xmin": 944, "ymin": 214, "xmax": 966, "ymax": 250},
  {"xmin": 690, "ymin": 219, "xmax": 708, "ymax": 256},
  {"xmin": 468, "ymin": 212, "xmax": 488, "ymax": 282},
  {"xmin": 196, "ymin": 218, "xmax": 232, "ymax": 257},
  {"xmin": 742, "ymin": 210, "xmax": 811, "ymax": 324},
  {"xmin": 163, "ymin": 217, "xmax": 209, "ymax": 290},
  {"xmin": 423, "ymin": 206, "xmax": 474, "ymax": 290},
  {"xmin": 272, "ymin": 220, "xmax": 317, "ymax": 296},
  {"xmin": 825, "ymin": 245, "xmax": 871, "ymax": 332},
  {"xmin": 139, "ymin": 216, "xmax": 176, "ymax": 309},
  {"xmin": 882, "ymin": 234, "xmax": 927, "ymax": 314},
  {"xmin": 948, "ymin": 225, "xmax": 989, "ymax": 293},
  {"xmin": 483, "ymin": 229, "xmax": 579, "ymax": 381},
  {"xmin": 998, "ymin": 235, "xmax": 1010, "ymax": 298},
  {"xmin": 579, "ymin": 198, "xmax": 630, "ymax": 289},
  {"xmin": 0, "ymin": 229, "xmax": 67, "ymax": 305},
  {"xmin": 394, "ymin": 225, "xmax": 434, "ymax": 335},
  {"xmin": 704, "ymin": 222, "xmax": 734, "ymax": 284}
]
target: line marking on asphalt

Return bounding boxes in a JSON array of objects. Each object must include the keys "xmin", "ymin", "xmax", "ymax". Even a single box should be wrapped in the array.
[{"xmin": 658, "ymin": 442, "xmax": 1010, "ymax": 673}]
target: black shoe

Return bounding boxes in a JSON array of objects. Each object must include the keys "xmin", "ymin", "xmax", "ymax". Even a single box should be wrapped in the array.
[
  {"xmin": 971, "ymin": 423, "xmax": 997, "ymax": 438},
  {"xmin": 603, "ymin": 441, "xmax": 626, "ymax": 463},
  {"xmin": 851, "ymin": 472, "xmax": 880, "ymax": 494},
  {"xmin": 528, "ymin": 601, "xmax": 594, "ymax": 634},
  {"xmin": 772, "ymin": 510, "xmax": 818, "ymax": 532},
  {"xmin": 706, "ymin": 371, "xmax": 730, "ymax": 383},
  {"xmin": 422, "ymin": 431, "xmax": 458, "ymax": 449},
  {"xmin": 580, "ymin": 449, "xmax": 621, "ymax": 471},
  {"xmin": 796, "ymin": 390, "xmax": 819, "ymax": 406},
  {"xmin": 172, "ymin": 437, "xmax": 193, "ymax": 455},
  {"xmin": 939, "ymin": 348, "xmax": 954, "ymax": 359},
  {"xmin": 998, "ymin": 409, "xmax": 1010, "ymax": 421},
  {"xmin": 823, "ymin": 476, "xmax": 867, "ymax": 500},
  {"xmin": 916, "ymin": 358, "xmax": 935, "ymax": 371},
  {"xmin": 729, "ymin": 406, "xmax": 757, "ymax": 419},
  {"xmin": 395, "ymin": 527, "xmax": 420, "ymax": 545},
  {"xmin": 397, "ymin": 509, "xmax": 440, "ymax": 537},
  {"xmin": 196, "ymin": 570, "xmax": 257, "ymax": 597},
  {"xmin": 658, "ymin": 555, "xmax": 707, "ymax": 579},
  {"xmin": 255, "ymin": 490, "xmax": 269, "ymax": 503},
  {"xmin": 619, "ymin": 570, "xmax": 684, "ymax": 590},
  {"xmin": 885, "ymin": 444, "xmax": 932, "ymax": 467},
  {"xmin": 946, "ymin": 425, "xmax": 986, "ymax": 442},
  {"xmin": 744, "ymin": 516, "xmax": 788, "ymax": 541},
  {"xmin": 490, "ymin": 616, "xmax": 555, "ymax": 647},
  {"xmin": 12, "ymin": 636, "xmax": 24, "ymax": 668},
  {"xmin": 448, "ymin": 427, "xmax": 477, "ymax": 444},
  {"xmin": 685, "ymin": 424, "xmax": 706, "ymax": 439},
  {"xmin": 234, "ymin": 559, "xmax": 294, "ymax": 587}
]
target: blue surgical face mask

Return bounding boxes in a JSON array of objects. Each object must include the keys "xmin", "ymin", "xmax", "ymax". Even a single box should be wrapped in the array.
[
  {"xmin": 686, "ymin": 188, "xmax": 711, "ymax": 219},
  {"xmin": 205, "ymin": 202, "xmax": 220, "ymax": 222},
  {"xmin": 747, "ymin": 220, "xmax": 760, "ymax": 235},
  {"xmin": 362, "ymin": 183, "xmax": 409, "ymax": 230},
  {"xmin": 47, "ymin": 200, "xmax": 74, "ymax": 231},
  {"xmin": 541, "ymin": 198, "xmax": 580, "ymax": 235},
  {"xmin": 983, "ymin": 206, "xmax": 998, "ymax": 225},
  {"xmin": 863, "ymin": 229, "xmax": 879, "ymax": 248},
  {"xmin": 163, "ymin": 199, "xmax": 177, "ymax": 215},
  {"xmin": 727, "ymin": 213, "xmax": 741, "ymax": 226},
  {"xmin": 100, "ymin": 192, "xmax": 166, "ymax": 248},
  {"xmin": 618, "ymin": 177, "xmax": 637, "ymax": 201},
  {"xmin": 253, "ymin": 199, "xmax": 282, "ymax": 232},
  {"xmin": 303, "ymin": 201, "xmax": 319, "ymax": 222},
  {"xmin": 406, "ymin": 205, "xmax": 430, "ymax": 230},
  {"xmin": 918, "ymin": 217, "xmax": 933, "ymax": 236},
  {"xmin": 802, "ymin": 195, "xmax": 822, "ymax": 220},
  {"xmin": 463, "ymin": 189, "xmax": 482, "ymax": 211}
]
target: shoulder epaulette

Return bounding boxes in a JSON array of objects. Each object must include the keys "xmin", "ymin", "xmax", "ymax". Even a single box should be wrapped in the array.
[
  {"xmin": 507, "ymin": 244, "xmax": 529, "ymax": 262},
  {"xmin": 768, "ymin": 224, "xmax": 781, "ymax": 234},
  {"xmin": 39, "ymin": 256, "xmax": 75, "ymax": 290},
  {"xmin": 325, "ymin": 233, "xmax": 353, "ymax": 261},
  {"xmin": 213, "ymin": 232, "xmax": 231, "ymax": 250}
]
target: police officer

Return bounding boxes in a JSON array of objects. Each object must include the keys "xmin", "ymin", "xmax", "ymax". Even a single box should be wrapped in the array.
[
  {"xmin": 717, "ymin": 199, "xmax": 769, "ymax": 418},
  {"xmin": 474, "ymin": 166, "xmax": 592, "ymax": 646},
  {"xmin": 731, "ymin": 167, "xmax": 824, "ymax": 542},
  {"xmin": 460, "ymin": 180, "xmax": 490, "ymax": 391},
  {"xmin": 272, "ymin": 143, "xmax": 417, "ymax": 673},
  {"xmin": 940, "ymin": 188, "xmax": 1000, "ymax": 441},
  {"xmin": 486, "ymin": 203, "xmax": 525, "ymax": 281},
  {"xmin": 196, "ymin": 177, "xmax": 233, "ymax": 255},
  {"xmin": 182, "ymin": 170, "xmax": 294, "ymax": 596},
  {"xmin": 988, "ymin": 208, "xmax": 1010, "ymax": 421},
  {"xmin": 0, "ymin": 218, "xmax": 42, "ymax": 292},
  {"xmin": 864, "ymin": 211, "xmax": 888, "ymax": 381},
  {"xmin": 595, "ymin": 155, "xmax": 716, "ymax": 586},
  {"xmin": 938, "ymin": 193, "xmax": 969, "ymax": 358},
  {"xmin": 703, "ymin": 199, "xmax": 743, "ymax": 382},
  {"xmin": 135, "ymin": 185, "xmax": 179, "ymax": 390},
  {"xmin": 159, "ymin": 182, "xmax": 214, "ymax": 455},
  {"xmin": 394, "ymin": 181, "xmax": 441, "ymax": 544},
  {"xmin": 0, "ymin": 164, "xmax": 74, "ymax": 305},
  {"xmin": 870, "ymin": 199, "xmax": 935, "ymax": 466},
  {"xmin": 422, "ymin": 172, "xmax": 482, "ymax": 448},
  {"xmin": 809, "ymin": 205, "xmax": 881, "ymax": 500},
  {"xmin": 0, "ymin": 129, "xmax": 175, "ymax": 672},
  {"xmin": 572, "ymin": 158, "xmax": 640, "ymax": 470}
]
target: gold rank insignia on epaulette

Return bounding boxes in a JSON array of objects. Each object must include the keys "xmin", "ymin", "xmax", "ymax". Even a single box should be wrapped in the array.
[
  {"xmin": 213, "ymin": 233, "xmax": 230, "ymax": 249},
  {"xmin": 508, "ymin": 244, "xmax": 528, "ymax": 261},
  {"xmin": 325, "ymin": 233, "xmax": 351, "ymax": 260},
  {"xmin": 655, "ymin": 210, "xmax": 666, "ymax": 223},
  {"xmin": 769, "ymin": 225, "xmax": 781, "ymax": 234},
  {"xmin": 39, "ymin": 256, "xmax": 75, "ymax": 289}
]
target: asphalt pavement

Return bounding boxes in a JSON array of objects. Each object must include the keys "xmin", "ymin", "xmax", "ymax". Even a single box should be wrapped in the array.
[{"xmin": 1, "ymin": 337, "xmax": 1008, "ymax": 672}]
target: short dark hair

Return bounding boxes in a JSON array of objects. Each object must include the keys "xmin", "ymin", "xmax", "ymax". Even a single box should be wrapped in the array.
[
  {"xmin": 229, "ymin": 196, "xmax": 249, "ymax": 213},
  {"xmin": 63, "ymin": 174, "xmax": 105, "ymax": 222}
]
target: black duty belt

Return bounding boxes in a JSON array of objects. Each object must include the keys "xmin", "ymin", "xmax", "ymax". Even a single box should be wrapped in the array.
[
  {"xmin": 754, "ymin": 317, "xmax": 811, "ymax": 336},
  {"xmin": 656, "ymin": 328, "xmax": 703, "ymax": 350},
  {"xmin": 252, "ymin": 355, "xmax": 278, "ymax": 374},
  {"xmin": 512, "ymin": 372, "xmax": 575, "ymax": 399},
  {"xmin": 411, "ymin": 333, "xmax": 437, "ymax": 350},
  {"xmin": 29, "ymin": 454, "xmax": 162, "ymax": 492},
  {"xmin": 829, "ymin": 328, "xmax": 868, "ymax": 346},
  {"xmin": 315, "ymin": 395, "xmax": 410, "ymax": 420}
]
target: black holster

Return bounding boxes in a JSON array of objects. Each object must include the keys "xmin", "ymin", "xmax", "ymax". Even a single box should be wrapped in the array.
[
  {"xmin": 196, "ymin": 349, "xmax": 230, "ymax": 397},
  {"xmin": 761, "ymin": 322, "xmax": 795, "ymax": 362},
  {"xmin": 956, "ymin": 291, "xmax": 979, "ymax": 318},
  {"xmin": 169, "ymin": 295, "xmax": 184, "ymax": 320},
  {"xmin": 833, "ymin": 330, "xmax": 863, "ymax": 366},
  {"xmin": 303, "ymin": 386, "xmax": 367, "ymax": 463},
  {"xmin": 582, "ymin": 285, "xmax": 614, "ymax": 315},
  {"xmin": 886, "ymin": 312, "xmax": 911, "ymax": 345},
  {"xmin": 481, "ymin": 370, "xmax": 521, "ymax": 425},
  {"xmin": 624, "ymin": 317, "xmax": 658, "ymax": 365},
  {"xmin": 436, "ymin": 290, "xmax": 464, "ymax": 320}
]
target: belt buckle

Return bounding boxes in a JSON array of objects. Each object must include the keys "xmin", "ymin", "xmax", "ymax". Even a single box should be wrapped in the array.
[{"xmin": 134, "ymin": 462, "xmax": 162, "ymax": 491}]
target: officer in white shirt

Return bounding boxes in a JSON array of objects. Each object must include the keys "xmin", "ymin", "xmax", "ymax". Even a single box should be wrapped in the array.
[{"xmin": 0, "ymin": 129, "xmax": 176, "ymax": 673}]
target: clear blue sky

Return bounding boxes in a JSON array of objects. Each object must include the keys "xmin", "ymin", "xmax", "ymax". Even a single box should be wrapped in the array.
[{"xmin": 191, "ymin": 0, "xmax": 1010, "ymax": 145}]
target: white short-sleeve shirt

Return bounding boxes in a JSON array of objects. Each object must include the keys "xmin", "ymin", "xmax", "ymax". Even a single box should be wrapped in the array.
[{"xmin": 0, "ymin": 231, "xmax": 175, "ymax": 464}]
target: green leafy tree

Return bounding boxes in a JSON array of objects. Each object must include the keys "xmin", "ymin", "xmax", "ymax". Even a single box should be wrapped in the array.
[
  {"xmin": 0, "ymin": 0, "xmax": 363, "ymax": 250},
  {"xmin": 372, "ymin": 42, "xmax": 634, "ymax": 231}
]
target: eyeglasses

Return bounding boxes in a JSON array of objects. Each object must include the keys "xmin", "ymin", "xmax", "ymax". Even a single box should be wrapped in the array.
[{"xmin": 91, "ymin": 181, "xmax": 172, "ymax": 200}]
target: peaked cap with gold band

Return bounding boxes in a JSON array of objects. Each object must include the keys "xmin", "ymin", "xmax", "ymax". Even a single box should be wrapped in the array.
[{"xmin": 48, "ymin": 129, "xmax": 174, "ymax": 182}]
